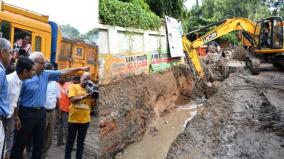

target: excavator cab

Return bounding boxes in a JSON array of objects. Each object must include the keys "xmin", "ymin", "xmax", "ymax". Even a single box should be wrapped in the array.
[
  {"xmin": 255, "ymin": 17, "xmax": 283, "ymax": 50},
  {"xmin": 182, "ymin": 16, "xmax": 284, "ymax": 78},
  {"xmin": 250, "ymin": 17, "xmax": 284, "ymax": 72}
]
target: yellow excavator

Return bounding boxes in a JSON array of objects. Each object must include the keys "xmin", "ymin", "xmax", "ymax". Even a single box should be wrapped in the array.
[{"xmin": 183, "ymin": 16, "xmax": 284, "ymax": 79}]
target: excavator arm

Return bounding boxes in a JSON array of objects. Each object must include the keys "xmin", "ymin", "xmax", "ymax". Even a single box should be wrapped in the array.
[{"xmin": 183, "ymin": 17, "xmax": 256, "ymax": 79}]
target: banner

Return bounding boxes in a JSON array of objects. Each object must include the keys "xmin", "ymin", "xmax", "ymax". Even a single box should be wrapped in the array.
[{"xmin": 165, "ymin": 16, "xmax": 184, "ymax": 57}]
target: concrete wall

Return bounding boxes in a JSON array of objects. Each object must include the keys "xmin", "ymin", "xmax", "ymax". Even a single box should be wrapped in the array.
[{"xmin": 95, "ymin": 24, "xmax": 183, "ymax": 85}]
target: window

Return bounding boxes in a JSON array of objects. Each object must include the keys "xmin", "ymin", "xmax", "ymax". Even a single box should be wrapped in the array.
[
  {"xmin": 59, "ymin": 42, "xmax": 72, "ymax": 60},
  {"xmin": 254, "ymin": 22, "xmax": 262, "ymax": 48},
  {"xmin": 14, "ymin": 28, "xmax": 32, "ymax": 44},
  {"xmin": 272, "ymin": 19, "xmax": 283, "ymax": 49},
  {"xmin": 87, "ymin": 50, "xmax": 95, "ymax": 64},
  {"xmin": 0, "ymin": 21, "xmax": 11, "ymax": 40},
  {"xmin": 13, "ymin": 28, "xmax": 32, "ymax": 56},
  {"xmin": 35, "ymin": 36, "xmax": 42, "ymax": 51},
  {"xmin": 76, "ymin": 47, "xmax": 82, "ymax": 56},
  {"xmin": 259, "ymin": 21, "xmax": 272, "ymax": 48}
]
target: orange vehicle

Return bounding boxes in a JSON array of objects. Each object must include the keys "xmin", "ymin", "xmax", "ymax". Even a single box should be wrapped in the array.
[
  {"xmin": 58, "ymin": 37, "xmax": 99, "ymax": 81},
  {"xmin": 0, "ymin": 2, "xmax": 99, "ymax": 81}
]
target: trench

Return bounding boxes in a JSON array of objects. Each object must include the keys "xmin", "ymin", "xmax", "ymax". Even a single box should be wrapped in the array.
[
  {"xmin": 115, "ymin": 103, "xmax": 200, "ymax": 159},
  {"xmin": 98, "ymin": 46, "xmax": 284, "ymax": 159}
]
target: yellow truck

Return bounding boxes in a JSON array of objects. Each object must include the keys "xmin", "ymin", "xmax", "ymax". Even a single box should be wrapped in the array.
[{"xmin": 0, "ymin": 2, "xmax": 99, "ymax": 81}]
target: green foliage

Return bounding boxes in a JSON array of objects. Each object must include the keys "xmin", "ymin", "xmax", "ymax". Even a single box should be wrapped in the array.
[
  {"xmin": 219, "ymin": 32, "xmax": 239, "ymax": 45},
  {"xmin": 200, "ymin": 0, "xmax": 270, "ymax": 21},
  {"xmin": 120, "ymin": 0, "xmax": 151, "ymax": 11},
  {"xmin": 78, "ymin": 29, "xmax": 99, "ymax": 44},
  {"xmin": 184, "ymin": 0, "xmax": 272, "ymax": 44},
  {"xmin": 278, "ymin": 4, "xmax": 284, "ymax": 17},
  {"xmin": 99, "ymin": 0, "xmax": 161, "ymax": 30},
  {"xmin": 183, "ymin": 6, "xmax": 216, "ymax": 33},
  {"xmin": 145, "ymin": 0, "xmax": 185, "ymax": 19},
  {"xmin": 60, "ymin": 24, "xmax": 80, "ymax": 39}
]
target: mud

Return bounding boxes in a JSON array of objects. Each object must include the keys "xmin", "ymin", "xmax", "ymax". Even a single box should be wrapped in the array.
[
  {"xmin": 202, "ymin": 46, "xmax": 248, "ymax": 82},
  {"xmin": 166, "ymin": 68, "xmax": 284, "ymax": 159},
  {"xmin": 99, "ymin": 46, "xmax": 284, "ymax": 159},
  {"xmin": 98, "ymin": 66, "xmax": 199, "ymax": 158},
  {"xmin": 115, "ymin": 103, "xmax": 199, "ymax": 159}
]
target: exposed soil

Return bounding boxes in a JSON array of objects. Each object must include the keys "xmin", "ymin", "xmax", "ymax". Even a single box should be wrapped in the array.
[
  {"xmin": 98, "ymin": 46, "xmax": 284, "ymax": 159},
  {"xmin": 115, "ymin": 103, "xmax": 199, "ymax": 159},
  {"xmin": 98, "ymin": 66, "xmax": 199, "ymax": 158},
  {"xmin": 166, "ymin": 66, "xmax": 284, "ymax": 159}
]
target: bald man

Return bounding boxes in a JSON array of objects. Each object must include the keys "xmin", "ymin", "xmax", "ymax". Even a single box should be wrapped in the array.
[{"xmin": 65, "ymin": 73, "xmax": 94, "ymax": 159}]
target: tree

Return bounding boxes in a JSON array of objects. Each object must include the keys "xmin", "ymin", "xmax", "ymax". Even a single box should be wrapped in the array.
[
  {"xmin": 183, "ymin": 0, "xmax": 271, "ymax": 44},
  {"xmin": 78, "ymin": 29, "xmax": 99, "ymax": 44},
  {"xmin": 60, "ymin": 24, "xmax": 80, "ymax": 39},
  {"xmin": 200, "ymin": 0, "xmax": 270, "ymax": 21},
  {"xmin": 119, "ymin": 0, "xmax": 150, "ymax": 10},
  {"xmin": 145, "ymin": 0, "xmax": 186, "ymax": 19}
]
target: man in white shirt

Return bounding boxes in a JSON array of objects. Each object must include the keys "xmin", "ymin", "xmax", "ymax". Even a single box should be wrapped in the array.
[
  {"xmin": 3, "ymin": 57, "xmax": 35, "ymax": 159},
  {"xmin": 42, "ymin": 63, "xmax": 60, "ymax": 159}
]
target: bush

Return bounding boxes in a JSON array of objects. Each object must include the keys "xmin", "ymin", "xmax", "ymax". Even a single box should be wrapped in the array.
[{"xmin": 99, "ymin": 0, "xmax": 161, "ymax": 30}]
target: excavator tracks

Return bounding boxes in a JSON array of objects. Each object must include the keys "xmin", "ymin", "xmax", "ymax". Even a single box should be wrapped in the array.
[{"xmin": 245, "ymin": 56, "xmax": 260, "ymax": 75}]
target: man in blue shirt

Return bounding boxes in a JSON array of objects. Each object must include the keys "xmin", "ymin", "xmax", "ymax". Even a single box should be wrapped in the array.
[
  {"xmin": 0, "ymin": 38, "xmax": 12, "ymax": 159},
  {"xmin": 10, "ymin": 52, "xmax": 89, "ymax": 159}
]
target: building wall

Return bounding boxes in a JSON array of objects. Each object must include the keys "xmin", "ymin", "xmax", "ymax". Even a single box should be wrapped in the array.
[{"xmin": 96, "ymin": 24, "xmax": 184, "ymax": 85}]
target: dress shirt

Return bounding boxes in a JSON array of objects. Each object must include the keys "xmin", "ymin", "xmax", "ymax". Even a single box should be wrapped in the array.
[
  {"xmin": 19, "ymin": 70, "xmax": 61, "ymax": 108},
  {"xmin": 44, "ymin": 81, "xmax": 60, "ymax": 110},
  {"xmin": 0, "ymin": 62, "xmax": 9, "ymax": 117},
  {"xmin": 6, "ymin": 71, "xmax": 22, "ymax": 117}
]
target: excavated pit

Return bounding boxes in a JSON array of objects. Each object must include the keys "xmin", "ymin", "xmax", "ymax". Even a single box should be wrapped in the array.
[
  {"xmin": 98, "ymin": 66, "xmax": 203, "ymax": 158},
  {"xmin": 166, "ymin": 67, "xmax": 284, "ymax": 159},
  {"xmin": 98, "ymin": 46, "xmax": 284, "ymax": 159}
]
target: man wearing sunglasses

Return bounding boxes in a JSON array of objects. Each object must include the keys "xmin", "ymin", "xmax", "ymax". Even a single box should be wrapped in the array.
[{"xmin": 10, "ymin": 51, "xmax": 89, "ymax": 159}]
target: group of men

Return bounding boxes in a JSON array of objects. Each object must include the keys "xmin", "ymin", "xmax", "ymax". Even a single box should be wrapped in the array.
[{"xmin": 0, "ymin": 38, "xmax": 94, "ymax": 159}]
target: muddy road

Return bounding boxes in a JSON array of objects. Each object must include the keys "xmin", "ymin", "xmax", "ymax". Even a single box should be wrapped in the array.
[{"xmin": 167, "ymin": 65, "xmax": 284, "ymax": 159}]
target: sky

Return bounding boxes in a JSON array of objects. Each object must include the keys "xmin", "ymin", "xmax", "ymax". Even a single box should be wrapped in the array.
[
  {"xmin": 184, "ymin": 0, "xmax": 202, "ymax": 10},
  {"xmin": 4, "ymin": 0, "xmax": 99, "ymax": 34},
  {"xmin": 3, "ymin": 0, "xmax": 198, "ymax": 33}
]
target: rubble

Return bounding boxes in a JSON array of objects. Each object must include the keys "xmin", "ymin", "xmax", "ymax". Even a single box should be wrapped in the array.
[
  {"xmin": 98, "ymin": 45, "xmax": 284, "ymax": 159},
  {"xmin": 166, "ymin": 69, "xmax": 284, "ymax": 159},
  {"xmin": 98, "ymin": 66, "xmax": 197, "ymax": 158}
]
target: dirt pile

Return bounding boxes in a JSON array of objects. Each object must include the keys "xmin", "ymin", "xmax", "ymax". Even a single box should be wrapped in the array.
[
  {"xmin": 230, "ymin": 46, "xmax": 247, "ymax": 61},
  {"xmin": 166, "ymin": 69, "xmax": 284, "ymax": 159},
  {"xmin": 98, "ymin": 66, "xmax": 197, "ymax": 158},
  {"xmin": 201, "ymin": 46, "xmax": 247, "ymax": 82}
]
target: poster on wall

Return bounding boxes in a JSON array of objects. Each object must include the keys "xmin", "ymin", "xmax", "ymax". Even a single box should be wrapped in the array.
[{"xmin": 165, "ymin": 16, "xmax": 184, "ymax": 57}]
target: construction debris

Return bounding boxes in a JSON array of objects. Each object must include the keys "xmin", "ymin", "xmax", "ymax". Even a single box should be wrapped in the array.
[
  {"xmin": 97, "ymin": 46, "xmax": 284, "ymax": 159},
  {"xmin": 98, "ymin": 66, "xmax": 200, "ymax": 158},
  {"xmin": 166, "ymin": 68, "xmax": 284, "ymax": 159}
]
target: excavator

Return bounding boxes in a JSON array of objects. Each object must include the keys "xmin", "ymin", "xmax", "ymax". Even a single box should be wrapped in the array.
[{"xmin": 182, "ymin": 16, "xmax": 284, "ymax": 79}]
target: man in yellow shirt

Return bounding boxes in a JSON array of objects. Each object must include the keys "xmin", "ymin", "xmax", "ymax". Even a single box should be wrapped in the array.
[{"xmin": 65, "ymin": 73, "xmax": 94, "ymax": 159}]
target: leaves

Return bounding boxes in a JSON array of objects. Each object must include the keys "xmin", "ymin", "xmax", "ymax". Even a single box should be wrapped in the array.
[
  {"xmin": 183, "ymin": 0, "xmax": 273, "ymax": 44},
  {"xmin": 146, "ymin": 0, "xmax": 185, "ymax": 19},
  {"xmin": 99, "ymin": 0, "xmax": 161, "ymax": 30}
]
